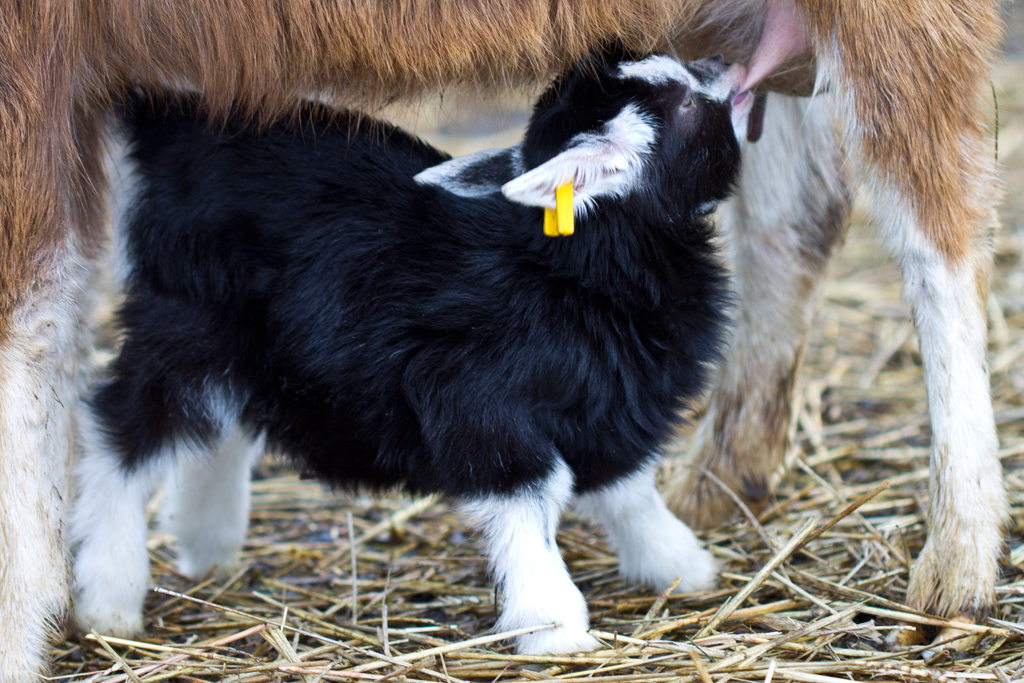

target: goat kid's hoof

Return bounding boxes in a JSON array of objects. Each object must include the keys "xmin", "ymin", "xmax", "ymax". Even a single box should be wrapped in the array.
[
  {"xmin": 73, "ymin": 600, "xmax": 144, "ymax": 639},
  {"xmin": 673, "ymin": 546, "xmax": 718, "ymax": 593},
  {"xmin": 516, "ymin": 627, "xmax": 602, "ymax": 655},
  {"xmin": 639, "ymin": 547, "xmax": 718, "ymax": 596}
]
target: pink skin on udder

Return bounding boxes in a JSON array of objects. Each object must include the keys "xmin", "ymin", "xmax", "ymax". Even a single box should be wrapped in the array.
[{"xmin": 740, "ymin": 0, "xmax": 812, "ymax": 92}]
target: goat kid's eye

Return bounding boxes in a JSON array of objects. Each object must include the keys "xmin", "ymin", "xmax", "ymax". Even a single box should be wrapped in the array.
[{"xmin": 680, "ymin": 92, "xmax": 693, "ymax": 109}]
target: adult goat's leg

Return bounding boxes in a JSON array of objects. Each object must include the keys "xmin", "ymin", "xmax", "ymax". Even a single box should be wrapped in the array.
[
  {"xmin": 871, "ymin": 184, "xmax": 1001, "ymax": 649},
  {"xmin": 0, "ymin": 33, "xmax": 108, "ymax": 680},
  {"xmin": 807, "ymin": 0, "xmax": 1003, "ymax": 645},
  {"xmin": 665, "ymin": 92, "xmax": 850, "ymax": 527}
]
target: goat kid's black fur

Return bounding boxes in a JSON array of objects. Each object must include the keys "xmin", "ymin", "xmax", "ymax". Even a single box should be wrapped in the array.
[{"xmin": 97, "ymin": 53, "xmax": 741, "ymax": 499}]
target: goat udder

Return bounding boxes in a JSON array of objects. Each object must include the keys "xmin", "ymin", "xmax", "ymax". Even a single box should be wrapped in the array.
[{"xmin": 741, "ymin": 0, "xmax": 812, "ymax": 92}]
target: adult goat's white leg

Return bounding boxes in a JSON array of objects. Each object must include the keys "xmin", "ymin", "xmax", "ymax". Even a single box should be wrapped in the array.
[
  {"xmin": 0, "ymin": 102, "xmax": 109, "ymax": 682},
  {"xmin": 802, "ymin": 0, "xmax": 1005, "ymax": 641},
  {"xmin": 666, "ymin": 92, "xmax": 850, "ymax": 527},
  {"xmin": 576, "ymin": 467, "xmax": 715, "ymax": 592},
  {"xmin": 0, "ymin": 249, "xmax": 89, "ymax": 680},
  {"xmin": 867, "ymin": 178, "xmax": 1003, "ymax": 644},
  {"xmin": 160, "ymin": 424, "xmax": 263, "ymax": 580},
  {"xmin": 460, "ymin": 460, "xmax": 601, "ymax": 655}
]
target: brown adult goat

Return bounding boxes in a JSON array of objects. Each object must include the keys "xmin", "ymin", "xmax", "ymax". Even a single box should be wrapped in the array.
[{"xmin": 0, "ymin": 0, "xmax": 1003, "ymax": 679}]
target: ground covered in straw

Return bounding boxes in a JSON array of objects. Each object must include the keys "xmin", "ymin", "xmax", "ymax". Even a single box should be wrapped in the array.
[{"xmin": 51, "ymin": 25, "xmax": 1024, "ymax": 683}]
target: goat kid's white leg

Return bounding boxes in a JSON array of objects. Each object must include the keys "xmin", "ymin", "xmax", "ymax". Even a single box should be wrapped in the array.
[
  {"xmin": 70, "ymin": 405, "xmax": 161, "ymax": 637},
  {"xmin": 576, "ymin": 467, "xmax": 716, "ymax": 592},
  {"xmin": 460, "ymin": 460, "xmax": 601, "ymax": 655},
  {"xmin": 160, "ymin": 424, "xmax": 263, "ymax": 579}
]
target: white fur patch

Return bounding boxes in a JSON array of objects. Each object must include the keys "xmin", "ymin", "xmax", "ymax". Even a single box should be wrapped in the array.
[
  {"xmin": 618, "ymin": 55, "xmax": 736, "ymax": 102},
  {"xmin": 202, "ymin": 380, "xmax": 243, "ymax": 434},
  {"xmin": 70, "ymin": 403, "xmax": 161, "ymax": 637},
  {"xmin": 694, "ymin": 71, "xmax": 739, "ymax": 104},
  {"xmin": 161, "ymin": 423, "xmax": 264, "ymax": 579},
  {"xmin": 72, "ymin": 405, "xmax": 263, "ymax": 635},
  {"xmin": 619, "ymin": 55, "xmax": 750, "ymax": 143},
  {"xmin": 104, "ymin": 128, "xmax": 142, "ymax": 287},
  {"xmin": 501, "ymin": 105, "xmax": 655, "ymax": 214},
  {"xmin": 617, "ymin": 55, "xmax": 690, "ymax": 86},
  {"xmin": 413, "ymin": 146, "xmax": 523, "ymax": 198},
  {"xmin": 0, "ymin": 240, "xmax": 87, "ymax": 680},
  {"xmin": 460, "ymin": 460, "xmax": 601, "ymax": 655},
  {"xmin": 865, "ymin": 177, "xmax": 1005, "ymax": 614},
  {"xmin": 575, "ymin": 467, "xmax": 717, "ymax": 591}
]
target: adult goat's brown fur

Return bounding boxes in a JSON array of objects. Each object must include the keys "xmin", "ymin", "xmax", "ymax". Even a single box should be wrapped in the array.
[{"xmin": 0, "ymin": 0, "xmax": 1004, "ymax": 679}]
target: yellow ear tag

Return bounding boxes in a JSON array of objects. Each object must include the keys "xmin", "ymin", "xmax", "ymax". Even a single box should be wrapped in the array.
[
  {"xmin": 543, "ymin": 207, "xmax": 559, "ymax": 237},
  {"xmin": 555, "ymin": 182, "xmax": 574, "ymax": 235}
]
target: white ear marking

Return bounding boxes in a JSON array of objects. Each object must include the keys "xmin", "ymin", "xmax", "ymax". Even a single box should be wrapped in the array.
[
  {"xmin": 501, "ymin": 105, "xmax": 655, "ymax": 215},
  {"xmin": 617, "ymin": 56, "xmax": 691, "ymax": 87},
  {"xmin": 414, "ymin": 147, "xmax": 523, "ymax": 198}
]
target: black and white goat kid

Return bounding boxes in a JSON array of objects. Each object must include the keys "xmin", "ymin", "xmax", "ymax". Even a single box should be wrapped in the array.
[{"xmin": 71, "ymin": 54, "xmax": 753, "ymax": 655}]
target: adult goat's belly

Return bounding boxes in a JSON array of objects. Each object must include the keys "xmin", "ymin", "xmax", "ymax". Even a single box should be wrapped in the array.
[{"xmin": 92, "ymin": 0, "xmax": 817, "ymax": 114}]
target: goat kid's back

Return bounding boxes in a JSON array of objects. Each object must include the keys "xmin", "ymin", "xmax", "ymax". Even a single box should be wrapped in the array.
[{"xmin": 72, "ymin": 54, "xmax": 752, "ymax": 655}]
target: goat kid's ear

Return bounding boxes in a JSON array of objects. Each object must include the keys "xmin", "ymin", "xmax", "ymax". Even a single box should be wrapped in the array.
[
  {"xmin": 501, "ymin": 106, "xmax": 654, "ymax": 212},
  {"xmin": 414, "ymin": 147, "xmax": 522, "ymax": 198}
]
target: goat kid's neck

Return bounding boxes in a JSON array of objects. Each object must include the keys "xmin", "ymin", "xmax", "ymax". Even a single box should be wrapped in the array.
[{"xmin": 525, "ymin": 206, "xmax": 711, "ymax": 308}]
